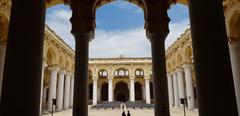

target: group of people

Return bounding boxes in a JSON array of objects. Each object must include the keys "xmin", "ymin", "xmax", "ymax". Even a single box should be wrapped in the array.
[
  {"xmin": 120, "ymin": 101, "xmax": 131, "ymax": 116},
  {"xmin": 122, "ymin": 110, "xmax": 131, "ymax": 116}
]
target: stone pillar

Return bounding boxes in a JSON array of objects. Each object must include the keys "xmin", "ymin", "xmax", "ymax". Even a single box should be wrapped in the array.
[
  {"xmin": 167, "ymin": 73, "xmax": 174, "ymax": 107},
  {"xmin": 188, "ymin": 0, "xmax": 238, "ymax": 115},
  {"xmin": 176, "ymin": 68, "xmax": 185, "ymax": 100},
  {"xmin": 0, "ymin": 45, "xmax": 6, "ymax": 100},
  {"xmin": 229, "ymin": 40, "xmax": 240, "ymax": 115},
  {"xmin": 108, "ymin": 77, "xmax": 113, "ymax": 102},
  {"xmin": 64, "ymin": 72, "xmax": 71, "ymax": 109},
  {"xmin": 48, "ymin": 66, "xmax": 59, "ymax": 111},
  {"xmin": 56, "ymin": 69, "xmax": 66, "ymax": 111},
  {"xmin": 145, "ymin": 77, "xmax": 151, "ymax": 104},
  {"xmin": 130, "ymin": 76, "xmax": 135, "ymax": 102},
  {"xmin": 183, "ymin": 64, "xmax": 195, "ymax": 110},
  {"xmin": 42, "ymin": 87, "xmax": 48, "ymax": 104},
  {"xmin": 92, "ymin": 78, "xmax": 98, "ymax": 105},
  {"xmin": 0, "ymin": 1, "xmax": 45, "ymax": 115},
  {"xmin": 142, "ymin": 86, "xmax": 146, "ymax": 100},
  {"xmin": 70, "ymin": 10, "xmax": 93, "ymax": 115},
  {"xmin": 72, "ymin": 44, "xmax": 89, "ymax": 116},
  {"xmin": 69, "ymin": 75, "xmax": 74, "ymax": 108},
  {"xmin": 39, "ymin": 62, "xmax": 47, "ymax": 114},
  {"xmin": 147, "ymin": 7, "xmax": 170, "ymax": 115},
  {"xmin": 172, "ymin": 71, "xmax": 179, "ymax": 107}
]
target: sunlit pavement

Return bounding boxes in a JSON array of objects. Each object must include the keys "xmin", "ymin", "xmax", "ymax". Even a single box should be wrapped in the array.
[{"xmin": 43, "ymin": 107, "xmax": 198, "ymax": 116}]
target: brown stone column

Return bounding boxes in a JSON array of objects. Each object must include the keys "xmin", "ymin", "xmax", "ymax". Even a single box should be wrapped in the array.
[
  {"xmin": 71, "ymin": 32, "xmax": 91, "ymax": 116},
  {"xmin": 0, "ymin": 0, "xmax": 45, "ymax": 116},
  {"xmin": 188, "ymin": 0, "xmax": 238, "ymax": 115},
  {"xmin": 147, "ymin": 18, "xmax": 170, "ymax": 116},
  {"xmin": 70, "ymin": 5, "xmax": 94, "ymax": 114}
]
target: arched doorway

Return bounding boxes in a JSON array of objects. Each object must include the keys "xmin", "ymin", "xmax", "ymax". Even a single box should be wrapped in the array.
[
  {"xmin": 114, "ymin": 81, "xmax": 129, "ymax": 101},
  {"xmin": 135, "ymin": 82, "xmax": 142, "ymax": 100},
  {"xmin": 101, "ymin": 83, "xmax": 108, "ymax": 101}
]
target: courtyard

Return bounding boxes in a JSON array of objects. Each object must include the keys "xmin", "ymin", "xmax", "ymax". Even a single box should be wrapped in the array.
[{"xmin": 43, "ymin": 107, "xmax": 198, "ymax": 116}]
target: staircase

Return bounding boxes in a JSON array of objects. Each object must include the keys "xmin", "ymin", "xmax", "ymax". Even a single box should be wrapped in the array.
[{"xmin": 91, "ymin": 101, "xmax": 154, "ymax": 110}]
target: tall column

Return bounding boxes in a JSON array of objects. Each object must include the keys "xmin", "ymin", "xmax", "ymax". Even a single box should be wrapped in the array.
[
  {"xmin": 0, "ymin": 1, "xmax": 45, "ymax": 115},
  {"xmin": 42, "ymin": 87, "xmax": 48, "ymax": 104},
  {"xmin": 70, "ymin": 8, "xmax": 93, "ymax": 115},
  {"xmin": 147, "ymin": 3, "xmax": 170, "ymax": 115},
  {"xmin": 145, "ymin": 77, "xmax": 151, "ymax": 104},
  {"xmin": 0, "ymin": 45, "xmax": 6, "ymax": 100},
  {"xmin": 48, "ymin": 66, "xmax": 59, "ymax": 112},
  {"xmin": 183, "ymin": 64, "xmax": 195, "ymax": 110},
  {"xmin": 176, "ymin": 68, "xmax": 185, "ymax": 100},
  {"xmin": 108, "ymin": 77, "xmax": 113, "ymax": 102},
  {"xmin": 229, "ymin": 40, "xmax": 240, "ymax": 115},
  {"xmin": 188, "ymin": 0, "xmax": 238, "ymax": 115},
  {"xmin": 56, "ymin": 69, "xmax": 66, "ymax": 111},
  {"xmin": 167, "ymin": 73, "xmax": 174, "ymax": 107},
  {"xmin": 92, "ymin": 78, "xmax": 98, "ymax": 105},
  {"xmin": 130, "ymin": 76, "xmax": 135, "ymax": 102},
  {"xmin": 64, "ymin": 72, "xmax": 71, "ymax": 109},
  {"xmin": 172, "ymin": 71, "xmax": 179, "ymax": 107},
  {"xmin": 39, "ymin": 62, "xmax": 47, "ymax": 114},
  {"xmin": 69, "ymin": 75, "xmax": 74, "ymax": 108}
]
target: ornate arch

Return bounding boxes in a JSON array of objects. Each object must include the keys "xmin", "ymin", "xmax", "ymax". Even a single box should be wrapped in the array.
[
  {"xmin": 46, "ymin": 47, "xmax": 58, "ymax": 66},
  {"xmin": 183, "ymin": 46, "xmax": 192, "ymax": 63}
]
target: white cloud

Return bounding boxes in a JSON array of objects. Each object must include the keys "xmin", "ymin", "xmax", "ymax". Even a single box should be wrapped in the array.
[
  {"xmin": 112, "ymin": 1, "xmax": 143, "ymax": 15},
  {"xmin": 46, "ymin": 8, "xmax": 190, "ymax": 58},
  {"xmin": 90, "ymin": 27, "xmax": 151, "ymax": 57},
  {"xmin": 165, "ymin": 18, "xmax": 190, "ymax": 49},
  {"xmin": 46, "ymin": 9, "xmax": 75, "ymax": 48}
]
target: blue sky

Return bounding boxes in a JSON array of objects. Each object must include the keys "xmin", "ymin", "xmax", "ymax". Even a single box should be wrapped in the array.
[{"xmin": 46, "ymin": 1, "xmax": 189, "ymax": 57}]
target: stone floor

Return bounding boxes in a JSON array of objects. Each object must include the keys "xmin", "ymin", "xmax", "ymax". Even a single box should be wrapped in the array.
[{"xmin": 43, "ymin": 107, "xmax": 199, "ymax": 116}]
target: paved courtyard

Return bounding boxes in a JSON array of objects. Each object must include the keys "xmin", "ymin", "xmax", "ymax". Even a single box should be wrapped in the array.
[{"xmin": 43, "ymin": 107, "xmax": 198, "ymax": 116}]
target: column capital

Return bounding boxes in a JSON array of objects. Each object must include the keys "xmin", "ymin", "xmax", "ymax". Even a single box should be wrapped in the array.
[
  {"xmin": 70, "ymin": 17, "xmax": 95, "ymax": 41},
  {"xmin": 183, "ymin": 63, "xmax": 192, "ymax": 69},
  {"xmin": 92, "ymin": 77, "xmax": 98, "ymax": 80},
  {"xmin": 42, "ymin": 62, "xmax": 48, "ymax": 68},
  {"xmin": 171, "ymin": 71, "xmax": 176, "ymax": 75},
  {"xmin": 107, "ymin": 76, "xmax": 114, "ymax": 80},
  {"xmin": 59, "ymin": 69, "xmax": 66, "ymax": 75},
  {"xmin": 229, "ymin": 38, "xmax": 240, "ymax": 48},
  {"xmin": 144, "ymin": 76, "xmax": 151, "ymax": 80},
  {"xmin": 129, "ymin": 76, "xmax": 135, "ymax": 80},
  {"xmin": 145, "ymin": 17, "xmax": 170, "ymax": 41},
  {"xmin": 48, "ymin": 66, "xmax": 59, "ymax": 72},
  {"xmin": 176, "ymin": 68, "xmax": 184, "ymax": 73},
  {"xmin": 66, "ymin": 72, "xmax": 72, "ymax": 77}
]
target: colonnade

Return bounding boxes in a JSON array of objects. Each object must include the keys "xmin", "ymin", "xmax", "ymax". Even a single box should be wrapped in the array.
[
  {"xmin": 91, "ymin": 76, "xmax": 152, "ymax": 105},
  {"xmin": 167, "ymin": 64, "xmax": 195, "ymax": 110},
  {"xmin": 42, "ymin": 65, "xmax": 75, "ymax": 112}
]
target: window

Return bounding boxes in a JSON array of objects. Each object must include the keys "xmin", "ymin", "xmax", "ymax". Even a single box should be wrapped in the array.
[
  {"xmin": 135, "ymin": 69, "xmax": 144, "ymax": 77},
  {"xmin": 114, "ymin": 68, "xmax": 129, "ymax": 77},
  {"xmin": 99, "ymin": 70, "xmax": 108, "ymax": 77}
]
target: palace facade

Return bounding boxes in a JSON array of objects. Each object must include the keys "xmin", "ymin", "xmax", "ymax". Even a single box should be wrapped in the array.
[{"xmin": 0, "ymin": 0, "xmax": 240, "ymax": 116}]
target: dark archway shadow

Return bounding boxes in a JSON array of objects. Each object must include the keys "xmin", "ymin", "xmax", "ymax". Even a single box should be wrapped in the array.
[
  {"xmin": 114, "ymin": 81, "xmax": 129, "ymax": 102},
  {"xmin": 101, "ymin": 83, "xmax": 108, "ymax": 101},
  {"xmin": 135, "ymin": 82, "xmax": 143, "ymax": 100}
]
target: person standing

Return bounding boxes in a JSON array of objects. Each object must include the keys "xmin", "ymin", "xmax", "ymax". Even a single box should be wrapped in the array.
[
  {"xmin": 122, "ymin": 111, "xmax": 126, "ymax": 116},
  {"xmin": 127, "ymin": 111, "xmax": 131, "ymax": 116}
]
